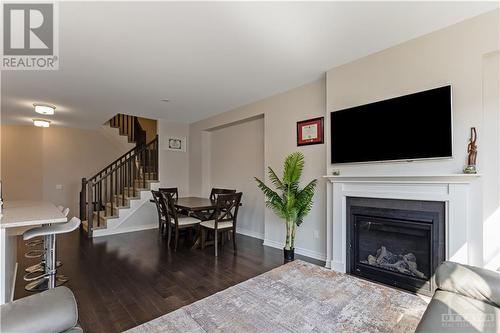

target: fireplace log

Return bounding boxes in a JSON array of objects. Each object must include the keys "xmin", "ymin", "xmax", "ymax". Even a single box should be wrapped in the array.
[{"xmin": 362, "ymin": 246, "xmax": 427, "ymax": 279}]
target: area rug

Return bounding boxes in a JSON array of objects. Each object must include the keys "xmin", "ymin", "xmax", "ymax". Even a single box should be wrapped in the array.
[{"xmin": 127, "ymin": 260, "xmax": 429, "ymax": 333}]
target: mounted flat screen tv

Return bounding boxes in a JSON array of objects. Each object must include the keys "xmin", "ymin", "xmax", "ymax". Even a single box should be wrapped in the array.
[{"xmin": 330, "ymin": 86, "xmax": 452, "ymax": 164}]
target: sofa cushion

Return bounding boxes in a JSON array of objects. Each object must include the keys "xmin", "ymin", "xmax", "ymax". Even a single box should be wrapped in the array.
[
  {"xmin": 0, "ymin": 286, "xmax": 78, "ymax": 333},
  {"xmin": 415, "ymin": 290, "xmax": 500, "ymax": 333},
  {"xmin": 436, "ymin": 261, "xmax": 500, "ymax": 308}
]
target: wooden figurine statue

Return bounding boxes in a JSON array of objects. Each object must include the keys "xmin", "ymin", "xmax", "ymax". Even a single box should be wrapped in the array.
[{"xmin": 464, "ymin": 127, "xmax": 477, "ymax": 174}]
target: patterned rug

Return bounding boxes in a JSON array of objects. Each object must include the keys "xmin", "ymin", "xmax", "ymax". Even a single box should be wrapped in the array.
[{"xmin": 127, "ymin": 260, "xmax": 429, "ymax": 333}]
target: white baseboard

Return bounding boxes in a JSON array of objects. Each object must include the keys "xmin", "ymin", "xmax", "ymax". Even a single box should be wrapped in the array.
[
  {"xmin": 263, "ymin": 238, "xmax": 327, "ymax": 262},
  {"xmin": 236, "ymin": 227, "xmax": 264, "ymax": 240},
  {"xmin": 93, "ymin": 224, "xmax": 158, "ymax": 237}
]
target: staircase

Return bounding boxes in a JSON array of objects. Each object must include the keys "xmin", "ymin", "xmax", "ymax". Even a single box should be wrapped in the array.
[{"xmin": 80, "ymin": 114, "xmax": 159, "ymax": 237}]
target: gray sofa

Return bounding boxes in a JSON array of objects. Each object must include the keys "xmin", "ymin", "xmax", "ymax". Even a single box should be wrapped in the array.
[
  {"xmin": 0, "ymin": 286, "xmax": 82, "ymax": 333},
  {"xmin": 416, "ymin": 261, "xmax": 500, "ymax": 333}
]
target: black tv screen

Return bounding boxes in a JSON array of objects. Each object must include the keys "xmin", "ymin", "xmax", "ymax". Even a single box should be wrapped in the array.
[{"xmin": 331, "ymin": 86, "xmax": 452, "ymax": 164}]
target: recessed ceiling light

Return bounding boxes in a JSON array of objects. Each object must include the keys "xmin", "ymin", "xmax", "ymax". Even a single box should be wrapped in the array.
[
  {"xmin": 33, "ymin": 103, "xmax": 55, "ymax": 115},
  {"xmin": 33, "ymin": 119, "xmax": 51, "ymax": 128}
]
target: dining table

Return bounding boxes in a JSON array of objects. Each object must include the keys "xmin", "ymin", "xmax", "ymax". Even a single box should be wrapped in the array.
[
  {"xmin": 151, "ymin": 196, "xmax": 216, "ymax": 215},
  {"xmin": 150, "ymin": 196, "xmax": 241, "ymax": 248},
  {"xmin": 0, "ymin": 200, "xmax": 68, "ymax": 305}
]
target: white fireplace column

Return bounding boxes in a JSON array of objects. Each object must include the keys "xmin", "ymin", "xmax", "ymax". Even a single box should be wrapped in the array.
[{"xmin": 324, "ymin": 174, "xmax": 481, "ymax": 272}]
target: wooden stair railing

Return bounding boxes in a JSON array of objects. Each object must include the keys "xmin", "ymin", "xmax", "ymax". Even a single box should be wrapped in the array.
[
  {"xmin": 80, "ymin": 135, "xmax": 158, "ymax": 237},
  {"xmin": 109, "ymin": 114, "xmax": 147, "ymax": 147}
]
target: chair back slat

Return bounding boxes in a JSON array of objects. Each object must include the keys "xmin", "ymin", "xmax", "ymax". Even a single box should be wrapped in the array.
[
  {"xmin": 210, "ymin": 188, "xmax": 236, "ymax": 202},
  {"xmin": 159, "ymin": 187, "xmax": 178, "ymax": 201},
  {"xmin": 162, "ymin": 192, "xmax": 179, "ymax": 227},
  {"xmin": 151, "ymin": 190, "xmax": 167, "ymax": 219}
]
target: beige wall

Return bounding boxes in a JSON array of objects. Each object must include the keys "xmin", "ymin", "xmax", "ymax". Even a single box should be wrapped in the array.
[
  {"xmin": 157, "ymin": 120, "xmax": 190, "ymax": 196},
  {"xmin": 1, "ymin": 125, "xmax": 131, "ymax": 216},
  {"xmin": 1, "ymin": 126, "xmax": 43, "ymax": 201},
  {"xmin": 190, "ymin": 79, "xmax": 327, "ymax": 259},
  {"xmin": 188, "ymin": 10, "xmax": 499, "ymax": 263},
  {"xmin": 326, "ymin": 9, "xmax": 500, "ymax": 268},
  {"xmin": 137, "ymin": 117, "xmax": 157, "ymax": 143},
  {"xmin": 209, "ymin": 116, "xmax": 265, "ymax": 238}
]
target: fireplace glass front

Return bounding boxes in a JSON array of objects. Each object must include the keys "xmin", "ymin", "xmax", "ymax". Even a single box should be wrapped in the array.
[{"xmin": 347, "ymin": 198, "xmax": 445, "ymax": 295}]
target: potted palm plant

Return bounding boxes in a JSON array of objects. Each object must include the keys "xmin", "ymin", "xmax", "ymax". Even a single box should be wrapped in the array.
[{"xmin": 255, "ymin": 152, "xmax": 317, "ymax": 262}]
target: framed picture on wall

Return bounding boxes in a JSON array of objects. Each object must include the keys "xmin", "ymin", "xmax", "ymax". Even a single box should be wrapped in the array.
[
  {"xmin": 165, "ymin": 136, "xmax": 187, "ymax": 152},
  {"xmin": 297, "ymin": 117, "xmax": 324, "ymax": 146}
]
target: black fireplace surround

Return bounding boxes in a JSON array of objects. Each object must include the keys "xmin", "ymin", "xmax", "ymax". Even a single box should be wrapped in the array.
[{"xmin": 346, "ymin": 197, "xmax": 445, "ymax": 296}]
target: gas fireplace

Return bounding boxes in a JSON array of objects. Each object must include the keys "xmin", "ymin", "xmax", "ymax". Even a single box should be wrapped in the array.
[{"xmin": 346, "ymin": 197, "xmax": 445, "ymax": 296}]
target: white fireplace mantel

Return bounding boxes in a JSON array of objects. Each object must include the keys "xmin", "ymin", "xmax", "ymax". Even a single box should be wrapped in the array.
[{"xmin": 324, "ymin": 174, "xmax": 481, "ymax": 272}]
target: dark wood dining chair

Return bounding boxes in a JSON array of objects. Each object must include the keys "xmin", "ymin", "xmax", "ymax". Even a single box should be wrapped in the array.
[
  {"xmin": 159, "ymin": 187, "xmax": 190, "ymax": 216},
  {"xmin": 151, "ymin": 190, "xmax": 168, "ymax": 234},
  {"xmin": 210, "ymin": 188, "xmax": 236, "ymax": 201},
  {"xmin": 200, "ymin": 192, "xmax": 242, "ymax": 257},
  {"xmin": 199, "ymin": 188, "xmax": 237, "ymax": 220},
  {"xmin": 162, "ymin": 192, "xmax": 201, "ymax": 251}
]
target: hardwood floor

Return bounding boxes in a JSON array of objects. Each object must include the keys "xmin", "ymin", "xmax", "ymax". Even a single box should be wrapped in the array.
[{"xmin": 15, "ymin": 229, "xmax": 323, "ymax": 333}]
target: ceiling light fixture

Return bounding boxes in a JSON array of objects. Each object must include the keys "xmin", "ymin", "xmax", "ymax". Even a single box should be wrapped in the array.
[
  {"xmin": 161, "ymin": 99, "xmax": 170, "ymax": 102},
  {"xmin": 33, "ymin": 119, "xmax": 51, "ymax": 128},
  {"xmin": 33, "ymin": 103, "xmax": 56, "ymax": 115}
]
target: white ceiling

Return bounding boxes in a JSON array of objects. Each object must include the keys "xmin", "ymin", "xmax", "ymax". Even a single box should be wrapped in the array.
[{"xmin": 2, "ymin": 1, "xmax": 498, "ymax": 129}]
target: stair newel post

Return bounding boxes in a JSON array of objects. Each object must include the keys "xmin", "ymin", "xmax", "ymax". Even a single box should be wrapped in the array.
[
  {"xmin": 114, "ymin": 169, "xmax": 118, "ymax": 207},
  {"xmin": 125, "ymin": 158, "xmax": 128, "ymax": 197},
  {"xmin": 98, "ymin": 181, "xmax": 102, "ymax": 227},
  {"xmin": 131, "ymin": 117, "xmax": 135, "ymax": 143},
  {"xmin": 128, "ymin": 115, "xmax": 131, "ymax": 137},
  {"xmin": 130, "ymin": 157, "xmax": 133, "ymax": 194},
  {"xmin": 155, "ymin": 136, "xmax": 159, "ymax": 178},
  {"xmin": 130, "ymin": 116, "xmax": 133, "ymax": 142},
  {"xmin": 127, "ymin": 115, "xmax": 130, "ymax": 139},
  {"xmin": 132, "ymin": 154, "xmax": 136, "ymax": 199},
  {"xmin": 142, "ymin": 149, "xmax": 146, "ymax": 189},
  {"xmin": 110, "ymin": 172, "xmax": 114, "ymax": 217},
  {"xmin": 80, "ymin": 178, "xmax": 87, "ymax": 224},
  {"xmin": 87, "ymin": 181, "xmax": 94, "ymax": 238},
  {"xmin": 128, "ymin": 158, "xmax": 131, "ymax": 195},
  {"xmin": 121, "ymin": 164, "xmax": 125, "ymax": 207},
  {"xmin": 104, "ymin": 177, "xmax": 108, "ymax": 217},
  {"xmin": 147, "ymin": 144, "xmax": 151, "ymax": 177},
  {"xmin": 124, "ymin": 158, "xmax": 127, "ymax": 198},
  {"xmin": 118, "ymin": 165, "xmax": 122, "ymax": 207}
]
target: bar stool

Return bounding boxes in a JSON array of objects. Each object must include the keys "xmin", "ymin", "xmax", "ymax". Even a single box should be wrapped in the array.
[
  {"xmin": 25, "ymin": 206, "xmax": 68, "ymax": 247},
  {"xmin": 24, "ymin": 206, "xmax": 70, "ymax": 277},
  {"xmin": 25, "ymin": 207, "xmax": 69, "ymax": 274},
  {"xmin": 23, "ymin": 217, "xmax": 81, "ymax": 292}
]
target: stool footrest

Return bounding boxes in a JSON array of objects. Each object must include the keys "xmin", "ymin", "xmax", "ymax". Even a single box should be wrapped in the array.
[
  {"xmin": 25, "ymin": 250, "xmax": 44, "ymax": 259},
  {"xmin": 25, "ymin": 275, "xmax": 68, "ymax": 292},
  {"xmin": 24, "ymin": 271, "xmax": 46, "ymax": 282},
  {"xmin": 25, "ymin": 261, "xmax": 62, "ymax": 273},
  {"xmin": 26, "ymin": 239, "xmax": 44, "ymax": 247}
]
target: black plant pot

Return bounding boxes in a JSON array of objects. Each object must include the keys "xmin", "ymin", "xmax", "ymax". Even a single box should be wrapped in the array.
[{"xmin": 283, "ymin": 248, "xmax": 295, "ymax": 263}]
